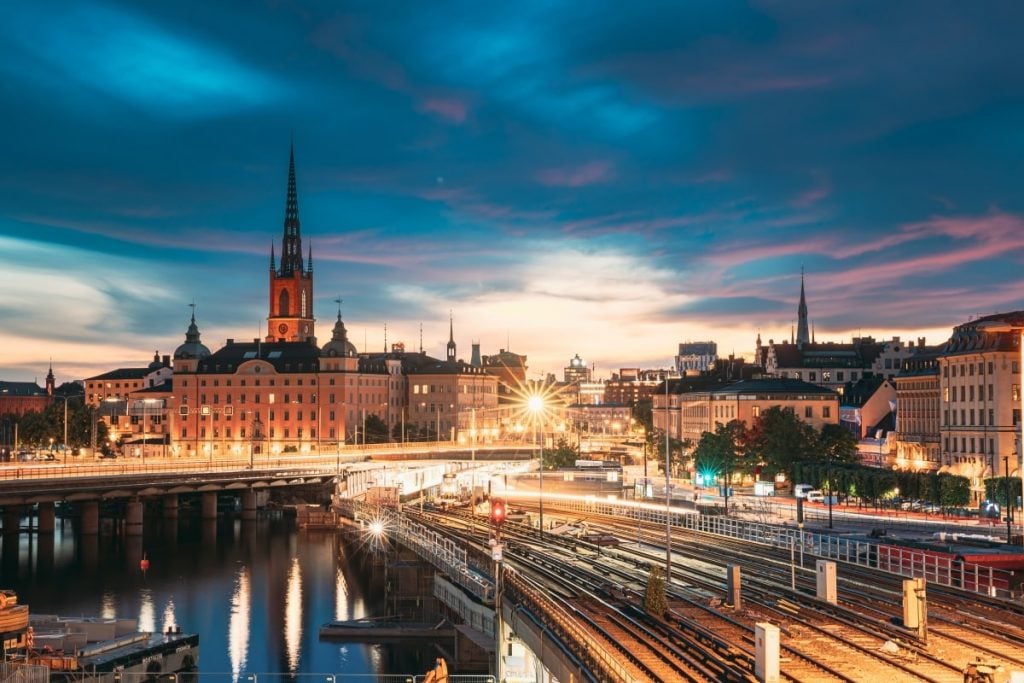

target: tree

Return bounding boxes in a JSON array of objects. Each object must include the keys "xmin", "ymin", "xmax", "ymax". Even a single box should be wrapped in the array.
[
  {"xmin": 546, "ymin": 437, "xmax": 579, "ymax": 470},
  {"xmin": 818, "ymin": 424, "xmax": 859, "ymax": 464},
  {"xmin": 644, "ymin": 565, "xmax": 668, "ymax": 619},
  {"xmin": 363, "ymin": 414, "xmax": 389, "ymax": 444},
  {"xmin": 693, "ymin": 421, "xmax": 746, "ymax": 484},
  {"xmin": 746, "ymin": 406, "xmax": 817, "ymax": 477}
]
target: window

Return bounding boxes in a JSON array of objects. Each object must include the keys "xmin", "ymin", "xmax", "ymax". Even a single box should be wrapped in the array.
[
  {"xmin": 1015, "ymin": 409, "xmax": 1022, "ymax": 426},
  {"xmin": 1014, "ymin": 385, "xmax": 1021, "ymax": 402},
  {"xmin": 1015, "ymin": 361, "xmax": 1021, "ymax": 374},
  {"xmin": 823, "ymin": 406, "xmax": 831, "ymax": 418},
  {"xmin": 989, "ymin": 409, "xmax": 994, "ymax": 425},
  {"xmin": 751, "ymin": 406, "xmax": 760, "ymax": 418},
  {"xmin": 837, "ymin": 371, "xmax": 844, "ymax": 382},
  {"xmin": 822, "ymin": 371, "xmax": 831, "ymax": 381},
  {"xmin": 944, "ymin": 387, "xmax": 949, "ymax": 402},
  {"xmin": 851, "ymin": 372, "xmax": 858, "ymax": 381},
  {"xmin": 969, "ymin": 363, "xmax": 974, "ymax": 376},
  {"xmin": 805, "ymin": 406, "xmax": 813, "ymax": 418},
  {"xmin": 809, "ymin": 372, "xmax": 816, "ymax": 381}
]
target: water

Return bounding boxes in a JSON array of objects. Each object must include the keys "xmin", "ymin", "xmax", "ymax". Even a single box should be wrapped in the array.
[{"xmin": 1, "ymin": 513, "xmax": 442, "ymax": 679}]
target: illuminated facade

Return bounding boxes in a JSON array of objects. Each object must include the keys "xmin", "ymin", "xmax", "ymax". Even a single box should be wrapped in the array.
[
  {"xmin": 938, "ymin": 312, "xmax": 1024, "ymax": 486},
  {"xmin": 892, "ymin": 345, "xmax": 941, "ymax": 472},
  {"xmin": 677, "ymin": 378, "xmax": 839, "ymax": 446}
]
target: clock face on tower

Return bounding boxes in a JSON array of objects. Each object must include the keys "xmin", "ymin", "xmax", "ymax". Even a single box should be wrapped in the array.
[{"xmin": 278, "ymin": 323, "xmax": 288, "ymax": 334}]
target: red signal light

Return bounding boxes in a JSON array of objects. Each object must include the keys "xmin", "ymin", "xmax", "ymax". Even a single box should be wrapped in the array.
[{"xmin": 490, "ymin": 499, "xmax": 507, "ymax": 526}]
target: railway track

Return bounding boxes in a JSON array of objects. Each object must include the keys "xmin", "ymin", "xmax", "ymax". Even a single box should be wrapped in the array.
[{"xmin": 464, "ymin": 503, "xmax": 1024, "ymax": 682}]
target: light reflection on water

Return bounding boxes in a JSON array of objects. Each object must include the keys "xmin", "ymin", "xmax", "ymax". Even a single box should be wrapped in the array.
[
  {"xmin": 2, "ymin": 513, "xmax": 442, "ymax": 676},
  {"xmin": 228, "ymin": 566, "xmax": 251, "ymax": 680}
]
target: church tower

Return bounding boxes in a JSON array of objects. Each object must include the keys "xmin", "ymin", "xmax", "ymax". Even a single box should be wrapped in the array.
[
  {"xmin": 446, "ymin": 312, "xmax": 457, "ymax": 362},
  {"xmin": 267, "ymin": 144, "xmax": 316, "ymax": 343},
  {"xmin": 796, "ymin": 269, "xmax": 810, "ymax": 348}
]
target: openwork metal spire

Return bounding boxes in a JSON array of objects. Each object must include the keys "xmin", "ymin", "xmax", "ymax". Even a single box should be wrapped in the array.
[{"xmin": 279, "ymin": 143, "xmax": 304, "ymax": 276}]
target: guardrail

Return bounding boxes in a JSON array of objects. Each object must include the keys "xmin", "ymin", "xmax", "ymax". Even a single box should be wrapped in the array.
[{"xmin": 338, "ymin": 501, "xmax": 493, "ymax": 603}]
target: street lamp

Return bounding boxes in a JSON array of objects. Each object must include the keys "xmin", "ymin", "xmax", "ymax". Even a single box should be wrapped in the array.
[
  {"xmin": 56, "ymin": 395, "xmax": 73, "ymax": 465},
  {"xmin": 528, "ymin": 394, "xmax": 545, "ymax": 538}
]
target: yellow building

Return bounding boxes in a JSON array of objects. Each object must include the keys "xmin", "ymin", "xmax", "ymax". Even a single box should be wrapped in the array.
[{"xmin": 678, "ymin": 378, "xmax": 839, "ymax": 446}]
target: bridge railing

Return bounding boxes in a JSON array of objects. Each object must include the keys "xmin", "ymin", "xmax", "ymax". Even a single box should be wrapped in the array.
[{"xmin": 338, "ymin": 501, "xmax": 493, "ymax": 603}]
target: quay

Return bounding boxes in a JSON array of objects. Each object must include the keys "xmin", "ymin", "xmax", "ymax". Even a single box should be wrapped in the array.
[{"xmin": 1, "ymin": 591, "xmax": 199, "ymax": 681}]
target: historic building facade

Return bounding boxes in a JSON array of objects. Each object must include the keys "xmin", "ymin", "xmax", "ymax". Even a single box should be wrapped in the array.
[{"xmin": 938, "ymin": 312, "xmax": 1024, "ymax": 490}]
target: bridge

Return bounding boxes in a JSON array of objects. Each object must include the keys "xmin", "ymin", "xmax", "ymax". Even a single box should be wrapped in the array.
[{"xmin": 0, "ymin": 442, "xmax": 535, "ymax": 535}]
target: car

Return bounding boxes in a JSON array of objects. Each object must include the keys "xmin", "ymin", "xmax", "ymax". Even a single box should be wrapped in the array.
[
  {"xmin": 15, "ymin": 451, "xmax": 35, "ymax": 462},
  {"xmin": 806, "ymin": 490, "xmax": 825, "ymax": 503}
]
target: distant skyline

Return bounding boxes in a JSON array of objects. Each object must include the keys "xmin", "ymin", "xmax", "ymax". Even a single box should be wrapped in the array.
[{"xmin": 2, "ymin": 1, "xmax": 1023, "ymax": 385}]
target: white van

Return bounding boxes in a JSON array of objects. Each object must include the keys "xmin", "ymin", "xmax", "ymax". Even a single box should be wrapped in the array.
[
  {"xmin": 794, "ymin": 484, "xmax": 814, "ymax": 498},
  {"xmin": 806, "ymin": 490, "xmax": 825, "ymax": 503}
]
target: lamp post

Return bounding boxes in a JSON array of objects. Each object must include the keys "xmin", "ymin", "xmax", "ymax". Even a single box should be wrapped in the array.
[
  {"xmin": 57, "ymin": 395, "xmax": 72, "ymax": 465},
  {"xmin": 665, "ymin": 374, "xmax": 672, "ymax": 578},
  {"xmin": 827, "ymin": 450, "xmax": 834, "ymax": 529},
  {"xmin": 528, "ymin": 395, "xmax": 545, "ymax": 538},
  {"xmin": 1005, "ymin": 455, "xmax": 1013, "ymax": 544}
]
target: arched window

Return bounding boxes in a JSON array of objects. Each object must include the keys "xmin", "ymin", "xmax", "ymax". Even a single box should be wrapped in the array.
[
  {"xmin": 279, "ymin": 289, "xmax": 290, "ymax": 316},
  {"xmin": 301, "ymin": 289, "xmax": 307, "ymax": 317}
]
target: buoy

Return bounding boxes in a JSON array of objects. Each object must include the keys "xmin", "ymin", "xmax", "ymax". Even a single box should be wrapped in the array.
[{"xmin": 140, "ymin": 554, "xmax": 150, "ymax": 573}]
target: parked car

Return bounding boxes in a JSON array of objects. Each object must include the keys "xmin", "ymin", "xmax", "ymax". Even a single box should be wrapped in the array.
[
  {"xmin": 806, "ymin": 490, "xmax": 825, "ymax": 503},
  {"xmin": 15, "ymin": 451, "xmax": 35, "ymax": 462}
]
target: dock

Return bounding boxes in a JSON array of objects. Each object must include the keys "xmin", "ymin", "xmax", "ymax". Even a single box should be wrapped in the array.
[{"xmin": 320, "ymin": 618, "xmax": 455, "ymax": 641}]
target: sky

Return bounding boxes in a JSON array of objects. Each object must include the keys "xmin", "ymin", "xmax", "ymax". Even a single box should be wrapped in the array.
[{"xmin": 2, "ymin": 1, "xmax": 1023, "ymax": 385}]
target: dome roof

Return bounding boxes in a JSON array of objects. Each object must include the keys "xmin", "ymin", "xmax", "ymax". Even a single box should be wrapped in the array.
[
  {"xmin": 321, "ymin": 312, "xmax": 357, "ymax": 357},
  {"xmin": 173, "ymin": 314, "xmax": 211, "ymax": 360}
]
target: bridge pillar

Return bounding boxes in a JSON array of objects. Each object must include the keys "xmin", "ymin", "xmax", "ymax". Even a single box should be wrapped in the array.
[
  {"xmin": 80, "ymin": 501, "xmax": 99, "ymax": 535},
  {"xmin": 201, "ymin": 492, "xmax": 218, "ymax": 520},
  {"xmin": 241, "ymin": 490, "xmax": 257, "ymax": 521},
  {"xmin": 37, "ymin": 502, "xmax": 56, "ymax": 534},
  {"xmin": 163, "ymin": 494, "xmax": 179, "ymax": 519},
  {"xmin": 3, "ymin": 506, "xmax": 21, "ymax": 534},
  {"xmin": 125, "ymin": 499, "xmax": 144, "ymax": 536}
]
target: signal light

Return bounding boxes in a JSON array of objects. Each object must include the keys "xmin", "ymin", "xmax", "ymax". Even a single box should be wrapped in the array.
[{"xmin": 490, "ymin": 499, "xmax": 507, "ymax": 526}]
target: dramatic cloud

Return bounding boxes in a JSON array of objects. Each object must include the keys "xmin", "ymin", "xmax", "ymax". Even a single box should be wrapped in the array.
[{"xmin": 1, "ymin": 1, "xmax": 1023, "ymax": 383}]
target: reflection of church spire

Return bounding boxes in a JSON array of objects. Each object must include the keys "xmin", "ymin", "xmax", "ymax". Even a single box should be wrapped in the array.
[{"xmin": 796, "ymin": 268, "xmax": 810, "ymax": 347}]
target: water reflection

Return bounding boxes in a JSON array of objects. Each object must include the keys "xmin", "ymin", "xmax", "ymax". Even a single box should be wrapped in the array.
[
  {"xmin": 5, "ymin": 514, "xmax": 443, "ymax": 677},
  {"xmin": 228, "ymin": 566, "xmax": 251, "ymax": 681},
  {"xmin": 161, "ymin": 599, "xmax": 177, "ymax": 633},
  {"xmin": 138, "ymin": 588, "xmax": 155, "ymax": 633},
  {"xmin": 284, "ymin": 557, "xmax": 302, "ymax": 672}
]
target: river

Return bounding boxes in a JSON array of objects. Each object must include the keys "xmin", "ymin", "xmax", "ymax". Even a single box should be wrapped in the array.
[{"xmin": 1, "ymin": 513, "xmax": 441, "ymax": 680}]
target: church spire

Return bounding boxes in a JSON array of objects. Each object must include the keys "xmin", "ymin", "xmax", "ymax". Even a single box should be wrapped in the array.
[
  {"xmin": 446, "ymin": 311, "xmax": 457, "ymax": 362},
  {"xmin": 796, "ymin": 268, "xmax": 810, "ymax": 347},
  {"xmin": 270, "ymin": 242, "xmax": 276, "ymax": 271},
  {"xmin": 279, "ymin": 142, "xmax": 304, "ymax": 277}
]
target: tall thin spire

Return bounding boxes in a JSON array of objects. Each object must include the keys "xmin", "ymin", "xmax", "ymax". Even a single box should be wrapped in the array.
[
  {"xmin": 279, "ymin": 143, "xmax": 304, "ymax": 276},
  {"xmin": 796, "ymin": 268, "xmax": 810, "ymax": 347},
  {"xmin": 270, "ymin": 242, "xmax": 276, "ymax": 271},
  {"xmin": 447, "ymin": 311, "xmax": 457, "ymax": 362}
]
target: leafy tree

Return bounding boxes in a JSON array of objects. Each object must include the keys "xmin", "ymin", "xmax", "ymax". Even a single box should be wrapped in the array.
[
  {"xmin": 818, "ymin": 424, "xmax": 859, "ymax": 464},
  {"xmin": 693, "ymin": 421, "xmax": 746, "ymax": 483},
  {"xmin": 632, "ymin": 398, "xmax": 654, "ymax": 435},
  {"xmin": 362, "ymin": 414, "xmax": 390, "ymax": 444},
  {"xmin": 545, "ymin": 437, "xmax": 579, "ymax": 470},
  {"xmin": 984, "ymin": 477, "xmax": 1022, "ymax": 508},
  {"xmin": 747, "ymin": 406, "xmax": 817, "ymax": 476},
  {"xmin": 938, "ymin": 473, "xmax": 970, "ymax": 508},
  {"xmin": 644, "ymin": 565, "xmax": 668, "ymax": 619}
]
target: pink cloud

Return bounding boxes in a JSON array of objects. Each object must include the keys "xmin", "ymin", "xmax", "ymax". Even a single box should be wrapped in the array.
[
  {"xmin": 418, "ymin": 97, "xmax": 468, "ymax": 124},
  {"xmin": 536, "ymin": 161, "xmax": 615, "ymax": 188},
  {"xmin": 792, "ymin": 173, "xmax": 832, "ymax": 208}
]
